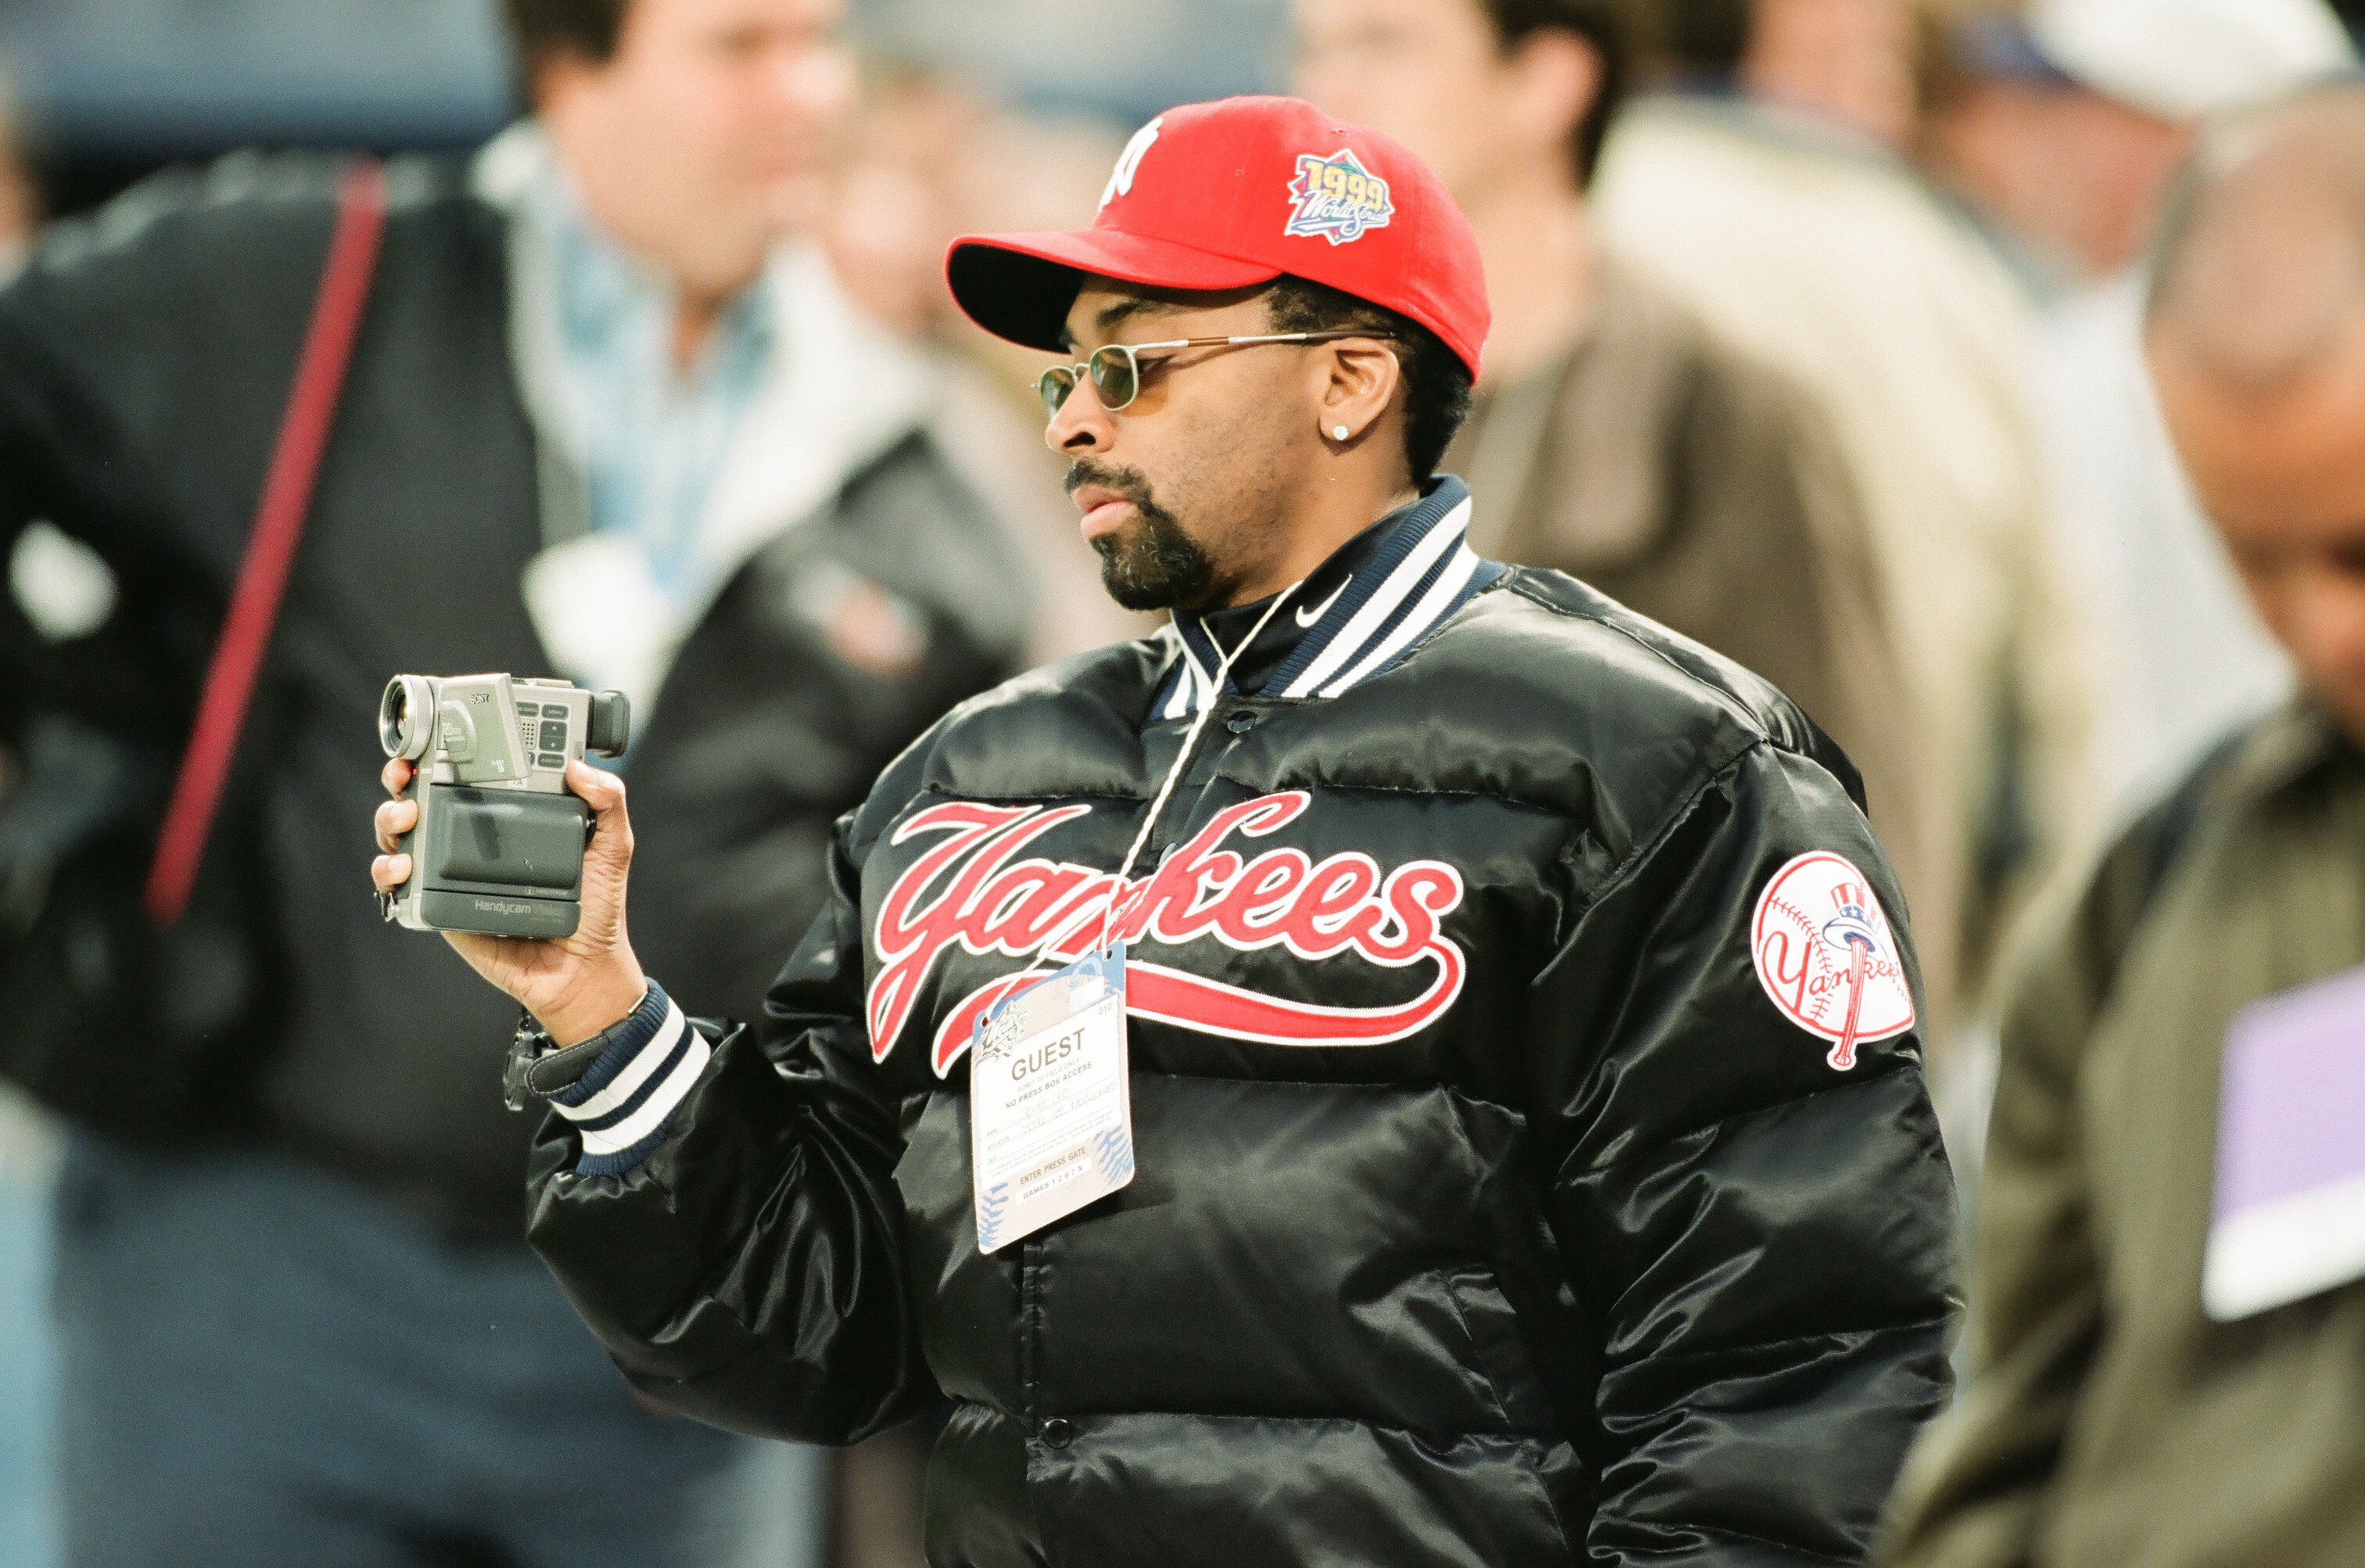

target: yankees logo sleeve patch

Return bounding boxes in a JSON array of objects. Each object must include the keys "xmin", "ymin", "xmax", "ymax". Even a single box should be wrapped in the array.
[{"xmin": 1750, "ymin": 851, "xmax": 1916, "ymax": 1071}]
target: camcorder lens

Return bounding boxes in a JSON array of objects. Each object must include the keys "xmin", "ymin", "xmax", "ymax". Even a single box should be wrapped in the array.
[{"xmin": 379, "ymin": 676, "xmax": 435, "ymax": 761}]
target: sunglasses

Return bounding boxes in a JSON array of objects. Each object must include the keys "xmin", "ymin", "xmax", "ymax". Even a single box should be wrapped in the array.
[{"xmin": 1036, "ymin": 331, "xmax": 1365, "ymax": 420}]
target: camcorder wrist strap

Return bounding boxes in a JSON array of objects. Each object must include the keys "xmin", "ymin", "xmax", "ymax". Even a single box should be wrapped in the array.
[{"xmin": 142, "ymin": 159, "xmax": 387, "ymax": 925}]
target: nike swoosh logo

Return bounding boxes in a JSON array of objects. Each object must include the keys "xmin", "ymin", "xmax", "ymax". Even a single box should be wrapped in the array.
[{"xmin": 1294, "ymin": 580, "xmax": 1349, "ymax": 628}]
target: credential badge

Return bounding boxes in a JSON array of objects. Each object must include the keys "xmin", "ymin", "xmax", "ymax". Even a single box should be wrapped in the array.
[{"xmin": 1284, "ymin": 149, "xmax": 1394, "ymax": 245}]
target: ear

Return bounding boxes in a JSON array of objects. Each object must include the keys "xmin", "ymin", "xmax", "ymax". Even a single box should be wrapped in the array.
[
  {"xmin": 1502, "ymin": 30, "xmax": 1603, "ymax": 174},
  {"xmin": 1313, "ymin": 337, "xmax": 1405, "ymax": 450}
]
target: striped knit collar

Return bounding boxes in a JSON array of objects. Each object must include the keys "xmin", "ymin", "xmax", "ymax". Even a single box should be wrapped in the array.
[{"xmin": 1152, "ymin": 474, "xmax": 1500, "ymax": 722}]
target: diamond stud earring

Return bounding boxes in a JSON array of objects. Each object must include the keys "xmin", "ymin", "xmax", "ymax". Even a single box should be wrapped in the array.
[{"xmin": 1332, "ymin": 425, "xmax": 1351, "ymax": 440}]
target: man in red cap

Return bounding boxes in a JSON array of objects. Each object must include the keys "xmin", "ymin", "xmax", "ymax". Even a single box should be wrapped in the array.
[{"xmin": 375, "ymin": 95, "xmax": 1958, "ymax": 1565}]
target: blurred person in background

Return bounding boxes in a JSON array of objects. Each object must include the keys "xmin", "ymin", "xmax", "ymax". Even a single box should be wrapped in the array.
[
  {"xmin": 1925, "ymin": 0, "xmax": 2349, "ymax": 825},
  {"xmin": 1293, "ymin": 0, "xmax": 1935, "ymax": 1001},
  {"xmin": 823, "ymin": 68, "xmax": 1147, "ymax": 666},
  {"xmin": 0, "ymin": 0, "xmax": 1032, "ymax": 1563},
  {"xmin": 1883, "ymin": 84, "xmax": 2365, "ymax": 1567},
  {"xmin": 1596, "ymin": 0, "xmax": 2096, "ymax": 1045}
]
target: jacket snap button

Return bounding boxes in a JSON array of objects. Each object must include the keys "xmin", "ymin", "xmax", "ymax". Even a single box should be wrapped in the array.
[
  {"xmin": 1039, "ymin": 1417, "xmax": 1075, "ymax": 1449},
  {"xmin": 1224, "ymin": 712, "xmax": 1255, "ymax": 734}
]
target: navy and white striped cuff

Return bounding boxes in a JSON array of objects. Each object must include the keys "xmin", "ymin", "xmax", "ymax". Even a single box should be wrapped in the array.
[{"xmin": 544, "ymin": 981, "xmax": 709, "ymax": 1176}]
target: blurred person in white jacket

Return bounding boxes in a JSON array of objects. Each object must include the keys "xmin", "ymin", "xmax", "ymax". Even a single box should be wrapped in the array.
[{"xmin": 1929, "ymin": 0, "xmax": 2353, "ymax": 823}]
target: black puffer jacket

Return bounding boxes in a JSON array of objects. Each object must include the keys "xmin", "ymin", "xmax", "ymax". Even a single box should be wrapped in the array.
[{"xmin": 526, "ymin": 481, "xmax": 1958, "ymax": 1566}]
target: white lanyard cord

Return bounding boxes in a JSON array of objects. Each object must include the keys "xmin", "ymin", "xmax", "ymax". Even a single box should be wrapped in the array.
[{"xmin": 1089, "ymin": 582, "xmax": 1301, "ymax": 955}]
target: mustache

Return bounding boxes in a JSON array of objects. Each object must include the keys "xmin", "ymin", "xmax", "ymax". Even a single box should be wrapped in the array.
[{"xmin": 1063, "ymin": 461, "xmax": 1158, "ymax": 508}]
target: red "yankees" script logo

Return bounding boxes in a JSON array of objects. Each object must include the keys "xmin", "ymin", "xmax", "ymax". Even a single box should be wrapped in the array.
[{"xmin": 868, "ymin": 791, "xmax": 1467, "ymax": 1075}]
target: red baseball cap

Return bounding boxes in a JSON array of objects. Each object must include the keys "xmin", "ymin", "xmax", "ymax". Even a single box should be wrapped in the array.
[{"xmin": 945, "ymin": 95, "xmax": 1489, "ymax": 381}]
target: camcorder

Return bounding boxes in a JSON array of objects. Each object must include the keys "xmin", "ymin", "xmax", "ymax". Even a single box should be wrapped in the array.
[{"xmin": 377, "ymin": 674, "xmax": 629, "ymax": 939}]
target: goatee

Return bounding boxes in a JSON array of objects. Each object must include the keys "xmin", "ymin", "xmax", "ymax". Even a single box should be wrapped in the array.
[{"xmin": 1068, "ymin": 462, "xmax": 1214, "ymax": 611}]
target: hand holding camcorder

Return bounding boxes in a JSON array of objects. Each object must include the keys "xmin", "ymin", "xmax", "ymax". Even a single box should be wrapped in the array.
[{"xmin": 376, "ymin": 673, "xmax": 629, "ymax": 939}]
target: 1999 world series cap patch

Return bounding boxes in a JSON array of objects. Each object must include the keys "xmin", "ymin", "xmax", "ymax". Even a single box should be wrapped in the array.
[{"xmin": 1284, "ymin": 149, "xmax": 1394, "ymax": 245}]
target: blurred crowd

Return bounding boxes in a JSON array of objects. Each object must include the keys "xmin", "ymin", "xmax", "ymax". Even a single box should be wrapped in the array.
[{"xmin": 2, "ymin": 0, "xmax": 2363, "ymax": 1564}]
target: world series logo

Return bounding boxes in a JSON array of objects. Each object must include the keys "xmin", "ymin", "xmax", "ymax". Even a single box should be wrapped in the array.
[{"xmin": 1284, "ymin": 149, "xmax": 1395, "ymax": 245}]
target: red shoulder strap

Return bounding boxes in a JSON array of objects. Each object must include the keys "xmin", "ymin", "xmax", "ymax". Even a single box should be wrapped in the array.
[{"xmin": 143, "ymin": 160, "xmax": 387, "ymax": 925}]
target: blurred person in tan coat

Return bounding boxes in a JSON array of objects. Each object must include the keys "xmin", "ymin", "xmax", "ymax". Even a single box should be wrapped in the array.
[
  {"xmin": 1598, "ymin": 0, "xmax": 2096, "ymax": 1028},
  {"xmin": 1293, "ymin": 0, "xmax": 1934, "ymax": 1006},
  {"xmin": 1883, "ymin": 86, "xmax": 2365, "ymax": 1568}
]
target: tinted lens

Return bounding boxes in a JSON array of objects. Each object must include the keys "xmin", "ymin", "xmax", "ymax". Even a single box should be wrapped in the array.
[
  {"xmin": 1089, "ymin": 346, "xmax": 1138, "ymax": 409},
  {"xmin": 1037, "ymin": 365, "xmax": 1077, "ymax": 419}
]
